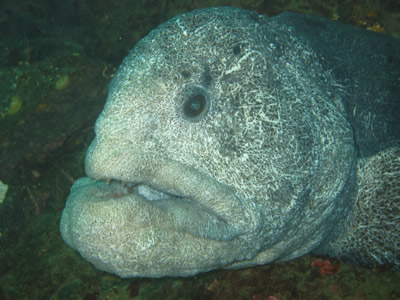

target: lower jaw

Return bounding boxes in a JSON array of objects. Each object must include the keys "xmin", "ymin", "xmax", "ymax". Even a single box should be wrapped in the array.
[{"xmin": 60, "ymin": 177, "xmax": 252, "ymax": 277}]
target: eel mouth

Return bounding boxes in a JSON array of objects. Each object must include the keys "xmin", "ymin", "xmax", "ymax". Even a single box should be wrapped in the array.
[
  {"xmin": 76, "ymin": 138, "xmax": 259, "ymax": 241},
  {"xmin": 84, "ymin": 174, "xmax": 247, "ymax": 241}
]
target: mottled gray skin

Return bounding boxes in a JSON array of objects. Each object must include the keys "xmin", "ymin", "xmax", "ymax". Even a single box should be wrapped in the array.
[{"xmin": 60, "ymin": 7, "xmax": 400, "ymax": 278}]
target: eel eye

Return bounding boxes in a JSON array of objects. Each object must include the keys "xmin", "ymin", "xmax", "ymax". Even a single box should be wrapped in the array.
[{"xmin": 182, "ymin": 86, "xmax": 211, "ymax": 122}]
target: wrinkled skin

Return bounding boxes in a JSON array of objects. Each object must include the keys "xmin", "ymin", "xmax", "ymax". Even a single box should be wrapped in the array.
[{"xmin": 60, "ymin": 7, "xmax": 400, "ymax": 277}]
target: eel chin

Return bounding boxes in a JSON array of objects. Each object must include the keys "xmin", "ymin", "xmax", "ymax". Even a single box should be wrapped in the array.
[{"xmin": 60, "ymin": 174, "xmax": 259, "ymax": 277}]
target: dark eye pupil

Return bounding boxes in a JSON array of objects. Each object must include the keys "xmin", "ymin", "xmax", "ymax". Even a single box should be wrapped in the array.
[
  {"xmin": 184, "ymin": 94, "xmax": 206, "ymax": 117},
  {"xmin": 181, "ymin": 85, "xmax": 211, "ymax": 122}
]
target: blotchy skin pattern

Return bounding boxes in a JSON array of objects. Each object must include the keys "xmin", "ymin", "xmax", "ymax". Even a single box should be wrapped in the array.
[{"xmin": 60, "ymin": 7, "xmax": 400, "ymax": 277}]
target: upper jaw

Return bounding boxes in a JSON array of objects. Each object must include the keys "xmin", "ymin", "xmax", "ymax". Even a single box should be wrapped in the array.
[{"xmin": 84, "ymin": 137, "xmax": 261, "ymax": 240}]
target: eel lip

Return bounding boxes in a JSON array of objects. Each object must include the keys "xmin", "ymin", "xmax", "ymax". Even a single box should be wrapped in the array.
[
  {"xmin": 104, "ymin": 179, "xmax": 188, "ymax": 202},
  {"xmin": 81, "ymin": 177, "xmax": 241, "ymax": 241},
  {"xmin": 102, "ymin": 179, "xmax": 190, "ymax": 203}
]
